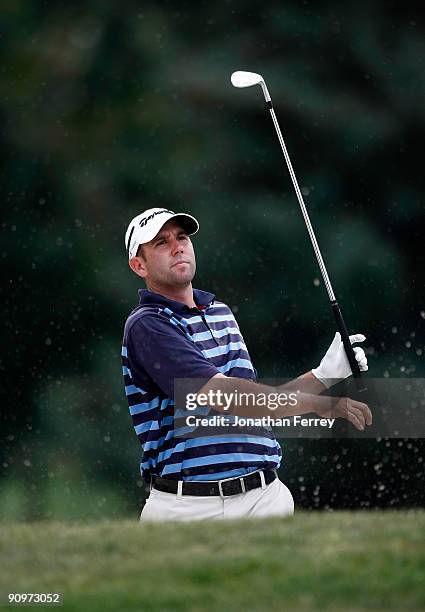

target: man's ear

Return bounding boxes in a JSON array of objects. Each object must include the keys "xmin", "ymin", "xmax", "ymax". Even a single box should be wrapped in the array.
[{"xmin": 129, "ymin": 256, "xmax": 147, "ymax": 279}]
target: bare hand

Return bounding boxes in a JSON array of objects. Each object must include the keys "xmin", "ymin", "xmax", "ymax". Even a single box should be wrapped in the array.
[{"xmin": 316, "ymin": 396, "xmax": 373, "ymax": 431}]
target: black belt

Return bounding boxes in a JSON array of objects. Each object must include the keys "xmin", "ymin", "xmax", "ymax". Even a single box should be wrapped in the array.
[{"xmin": 152, "ymin": 469, "xmax": 277, "ymax": 497}]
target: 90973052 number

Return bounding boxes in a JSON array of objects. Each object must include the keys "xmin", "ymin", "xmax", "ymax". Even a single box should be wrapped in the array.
[{"xmin": 6, "ymin": 592, "xmax": 62, "ymax": 605}]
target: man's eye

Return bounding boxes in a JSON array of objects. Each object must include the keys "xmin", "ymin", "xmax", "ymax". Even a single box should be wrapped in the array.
[
  {"xmin": 156, "ymin": 240, "xmax": 166, "ymax": 246},
  {"xmin": 179, "ymin": 235, "xmax": 188, "ymax": 240}
]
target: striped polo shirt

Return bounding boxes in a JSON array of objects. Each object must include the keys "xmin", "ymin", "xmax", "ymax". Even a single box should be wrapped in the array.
[{"xmin": 122, "ymin": 288, "xmax": 282, "ymax": 482}]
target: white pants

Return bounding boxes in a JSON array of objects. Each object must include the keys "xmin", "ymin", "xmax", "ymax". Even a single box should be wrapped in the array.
[{"xmin": 140, "ymin": 476, "xmax": 294, "ymax": 522}]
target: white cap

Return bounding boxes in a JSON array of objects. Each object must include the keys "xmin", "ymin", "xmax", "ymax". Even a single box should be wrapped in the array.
[{"xmin": 125, "ymin": 207, "xmax": 199, "ymax": 259}]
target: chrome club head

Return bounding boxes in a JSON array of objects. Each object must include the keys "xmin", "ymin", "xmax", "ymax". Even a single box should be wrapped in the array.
[
  {"xmin": 230, "ymin": 71, "xmax": 271, "ymax": 102},
  {"xmin": 231, "ymin": 71, "xmax": 263, "ymax": 87}
]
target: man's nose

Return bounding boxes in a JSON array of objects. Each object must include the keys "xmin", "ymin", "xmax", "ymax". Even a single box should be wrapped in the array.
[{"xmin": 171, "ymin": 238, "xmax": 184, "ymax": 256}]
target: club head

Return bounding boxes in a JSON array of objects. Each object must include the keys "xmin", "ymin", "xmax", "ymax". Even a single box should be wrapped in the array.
[
  {"xmin": 231, "ymin": 71, "xmax": 264, "ymax": 88},
  {"xmin": 230, "ymin": 71, "xmax": 271, "ymax": 103}
]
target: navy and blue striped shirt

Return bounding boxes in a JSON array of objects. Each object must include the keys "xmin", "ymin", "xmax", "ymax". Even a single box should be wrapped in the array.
[{"xmin": 122, "ymin": 288, "xmax": 282, "ymax": 482}]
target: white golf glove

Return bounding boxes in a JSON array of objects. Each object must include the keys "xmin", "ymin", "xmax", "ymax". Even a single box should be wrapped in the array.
[{"xmin": 312, "ymin": 332, "xmax": 368, "ymax": 388}]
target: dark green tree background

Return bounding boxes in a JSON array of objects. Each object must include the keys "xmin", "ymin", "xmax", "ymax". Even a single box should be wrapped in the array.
[{"xmin": 1, "ymin": 1, "xmax": 424, "ymax": 519}]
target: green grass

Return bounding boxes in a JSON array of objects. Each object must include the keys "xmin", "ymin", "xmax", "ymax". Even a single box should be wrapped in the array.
[{"xmin": 0, "ymin": 512, "xmax": 424, "ymax": 611}]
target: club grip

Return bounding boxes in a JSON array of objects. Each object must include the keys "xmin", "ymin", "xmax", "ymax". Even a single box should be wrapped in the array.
[{"xmin": 331, "ymin": 300, "xmax": 367, "ymax": 393}]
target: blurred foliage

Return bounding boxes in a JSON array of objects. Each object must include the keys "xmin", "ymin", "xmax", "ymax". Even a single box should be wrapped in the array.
[{"xmin": 0, "ymin": 0, "xmax": 424, "ymax": 519}]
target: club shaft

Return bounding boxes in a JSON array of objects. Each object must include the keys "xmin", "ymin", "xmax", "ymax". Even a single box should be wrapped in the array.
[
  {"xmin": 269, "ymin": 107, "xmax": 336, "ymax": 303},
  {"xmin": 268, "ymin": 104, "xmax": 365, "ymax": 387},
  {"xmin": 231, "ymin": 72, "xmax": 364, "ymax": 386}
]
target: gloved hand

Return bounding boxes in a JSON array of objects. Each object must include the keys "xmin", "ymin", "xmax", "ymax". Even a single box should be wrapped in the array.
[{"xmin": 312, "ymin": 332, "xmax": 368, "ymax": 388}]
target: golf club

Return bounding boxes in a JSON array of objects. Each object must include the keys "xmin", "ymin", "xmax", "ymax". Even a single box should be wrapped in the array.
[{"xmin": 231, "ymin": 70, "xmax": 366, "ymax": 390}]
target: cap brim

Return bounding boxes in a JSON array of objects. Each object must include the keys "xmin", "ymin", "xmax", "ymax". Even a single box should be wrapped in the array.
[{"xmin": 169, "ymin": 213, "xmax": 199, "ymax": 236}]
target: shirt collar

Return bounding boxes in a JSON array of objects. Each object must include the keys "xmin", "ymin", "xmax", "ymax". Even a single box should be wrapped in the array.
[{"xmin": 138, "ymin": 288, "xmax": 215, "ymax": 313}]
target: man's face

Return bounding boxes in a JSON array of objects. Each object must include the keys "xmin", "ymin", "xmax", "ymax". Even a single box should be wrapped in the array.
[{"xmin": 131, "ymin": 220, "xmax": 196, "ymax": 288}]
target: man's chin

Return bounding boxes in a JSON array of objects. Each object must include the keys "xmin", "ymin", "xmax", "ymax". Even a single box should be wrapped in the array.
[{"xmin": 169, "ymin": 270, "xmax": 195, "ymax": 286}]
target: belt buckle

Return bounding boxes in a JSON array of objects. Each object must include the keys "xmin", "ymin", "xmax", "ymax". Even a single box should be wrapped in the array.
[{"xmin": 218, "ymin": 475, "xmax": 246, "ymax": 498}]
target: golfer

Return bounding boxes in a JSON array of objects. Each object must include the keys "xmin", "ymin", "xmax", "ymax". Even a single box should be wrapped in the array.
[{"xmin": 122, "ymin": 207, "xmax": 371, "ymax": 522}]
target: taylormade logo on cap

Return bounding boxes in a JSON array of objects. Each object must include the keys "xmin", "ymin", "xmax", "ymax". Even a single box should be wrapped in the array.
[
  {"xmin": 125, "ymin": 207, "xmax": 200, "ymax": 259},
  {"xmin": 139, "ymin": 209, "xmax": 174, "ymax": 228}
]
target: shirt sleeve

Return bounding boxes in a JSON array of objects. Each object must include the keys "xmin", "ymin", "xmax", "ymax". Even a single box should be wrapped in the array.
[{"xmin": 127, "ymin": 314, "xmax": 220, "ymax": 399}]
